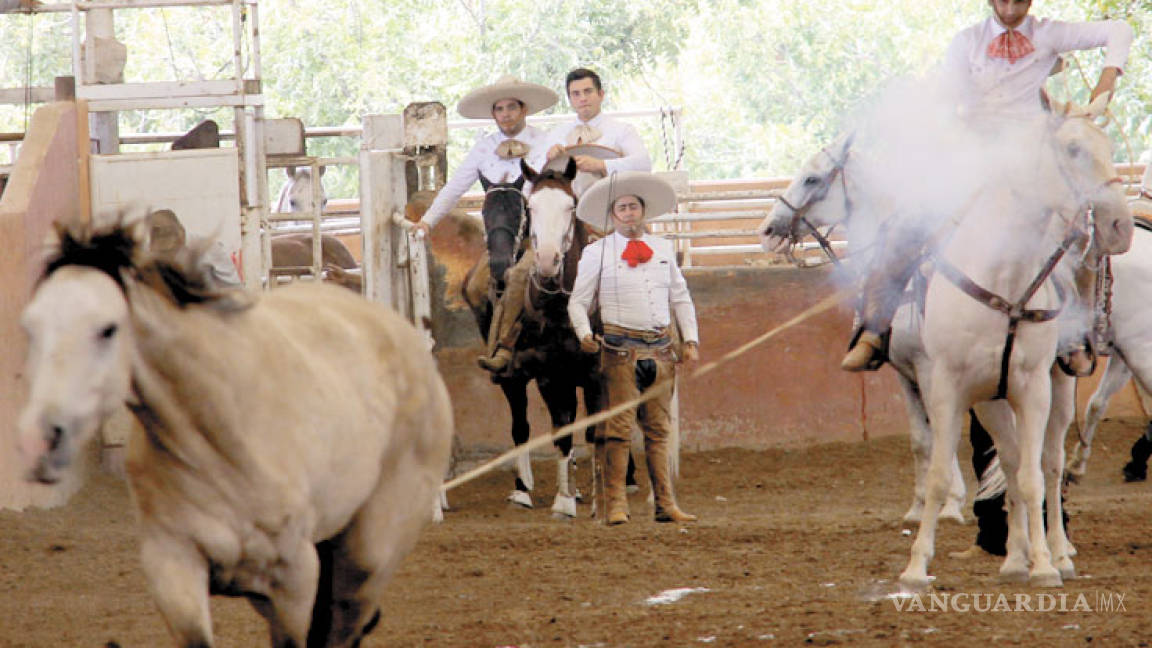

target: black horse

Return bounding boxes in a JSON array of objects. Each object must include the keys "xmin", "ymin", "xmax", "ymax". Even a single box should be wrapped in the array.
[{"xmin": 462, "ymin": 162, "xmax": 630, "ymax": 515}]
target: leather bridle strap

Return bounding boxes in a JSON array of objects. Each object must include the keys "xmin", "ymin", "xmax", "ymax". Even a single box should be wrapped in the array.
[{"xmin": 934, "ymin": 225, "xmax": 1085, "ymax": 400}]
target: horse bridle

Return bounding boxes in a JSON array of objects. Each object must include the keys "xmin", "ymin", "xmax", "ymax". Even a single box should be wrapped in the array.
[
  {"xmin": 483, "ymin": 186, "xmax": 529, "ymax": 259},
  {"xmin": 776, "ymin": 146, "xmax": 851, "ymax": 267},
  {"xmin": 936, "ymin": 121, "xmax": 1125, "ymax": 400}
]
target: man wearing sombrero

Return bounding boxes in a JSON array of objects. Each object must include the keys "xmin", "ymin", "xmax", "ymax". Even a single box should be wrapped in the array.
[
  {"xmin": 414, "ymin": 75, "xmax": 558, "ymax": 236},
  {"xmin": 527, "ymin": 68, "xmax": 652, "ymax": 190},
  {"xmin": 568, "ymin": 171, "xmax": 699, "ymax": 525}
]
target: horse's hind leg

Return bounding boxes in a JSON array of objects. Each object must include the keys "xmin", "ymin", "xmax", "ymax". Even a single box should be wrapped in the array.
[{"xmin": 1067, "ymin": 356, "xmax": 1130, "ymax": 482}]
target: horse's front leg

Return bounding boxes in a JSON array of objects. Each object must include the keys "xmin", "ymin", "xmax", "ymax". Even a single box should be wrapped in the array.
[
  {"xmin": 900, "ymin": 366, "xmax": 965, "ymax": 590},
  {"xmin": 1067, "ymin": 356, "xmax": 1130, "ymax": 482},
  {"xmin": 538, "ymin": 377, "xmax": 580, "ymax": 519},
  {"xmin": 1045, "ymin": 369, "xmax": 1076, "ymax": 579},
  {"xmin": 139, "ymin": 532, "xmax": 214, "ymax": 647},
  {"xmin": 499, "ymin": 378, "xmax": 534, "ymax": 508},
  {"xmin": 1010, "ymin": 370, "xmax": 1062, "ymax": 588}
]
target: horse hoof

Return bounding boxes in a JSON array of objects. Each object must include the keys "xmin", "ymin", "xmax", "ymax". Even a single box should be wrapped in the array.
[
  {"xmin": 507, "ymin": 490, "xmax": 533, "ymax": 509},
  {"xmin": 939, "ymin": 505, "xmax": 965, "ymax": 525},
  {"xmin": 626, "ymin": 484, "xmax": 640, "ymax": 495},
  {"xmin": 571, "ymin": 488, "xmax": 584, "ymax": 503},
  {"xmin": 897, "ymin": 570, "xmax": 930, "ymax": 592},
  {"xmin": 551, "ymin": 494, "xmax": 577, "ymax": 519},
  {"xmin": 1055, "ymin": 557, "xmax": 1076, "ymax": 580},
  {"xmin": 998, "ymin": 565, "xmax": 1029, "ymax": 584},
  {"xmin": 1029, "ymin": 568, "xmax": 1063, "ymax": 588}
]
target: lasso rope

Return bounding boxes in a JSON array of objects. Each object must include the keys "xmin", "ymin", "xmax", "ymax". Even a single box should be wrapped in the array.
[{"xmin": 442, "ymin": 290, "xmax": 846, "ymax": 492}]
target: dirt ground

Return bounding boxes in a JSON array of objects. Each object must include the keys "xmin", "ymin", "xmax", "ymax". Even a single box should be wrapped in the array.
[{"xmin": 3, "ymin": 418, "xmax": 1152, "ymax": 647}]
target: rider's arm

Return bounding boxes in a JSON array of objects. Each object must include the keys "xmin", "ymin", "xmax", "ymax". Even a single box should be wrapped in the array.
[
  {"xmin": 668, "ymin": 248, "xmax": 699, "ymax": 346},
  {"xmin": 420, "ymin": 135, "xmax": 487, "ymax": 230},
  {"xmin": 603, "ymin": 120, "xmax": 652, "ymax": 175}
]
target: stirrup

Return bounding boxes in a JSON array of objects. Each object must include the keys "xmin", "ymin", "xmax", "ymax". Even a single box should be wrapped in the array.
[
  {"xmin": 476, "ymin": 348, "xmax": 513, "ymax": 373},
  {"xmin": 1056, "ymin": 338, "xmax": 1096, "ymax": 378},
  {"xmin": 841, "ymin": 330, "xmax": 888, "ymax": 372}
]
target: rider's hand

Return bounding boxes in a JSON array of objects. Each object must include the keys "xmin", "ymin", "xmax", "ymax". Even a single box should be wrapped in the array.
[
  {"xmin": 412, "ymin": 221, "xmax": 431, "ymax": 238},
  {"xmin": 682, "ymin": 341, "xmax": 699, "ymax": 366},
  {"xmin": 547, "ymin": 144, "xmax": 566, "ymax": 161},
  {"xmin": 573, "ymin": 155, "xmax": 607, "ymax": 174},
  {"xmin": 580, "ymin": 334, "xmax": 601, "ymax": 353}
]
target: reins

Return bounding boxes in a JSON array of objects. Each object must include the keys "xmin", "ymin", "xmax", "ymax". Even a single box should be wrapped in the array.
[{"xmin": 778, "ymin": 147, "xmax": 850, "ymax": 267}]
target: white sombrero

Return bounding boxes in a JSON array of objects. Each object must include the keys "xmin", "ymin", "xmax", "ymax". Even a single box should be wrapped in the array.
[
  {"xmin": 457, "ymin": 75, "xmax": 558, "ymax": 119},
  {"xmin": 575, "ymin": 171, "xmax": 678, "ymax": 231},
  {"xmin": 543, "ymin": 143, "xmax": 622, "ymax": 173}
]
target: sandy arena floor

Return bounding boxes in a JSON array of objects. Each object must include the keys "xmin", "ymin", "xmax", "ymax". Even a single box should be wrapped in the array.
[{"xmin": 2, "ymin": 418, "xmax": 1152, "ymax": 647}]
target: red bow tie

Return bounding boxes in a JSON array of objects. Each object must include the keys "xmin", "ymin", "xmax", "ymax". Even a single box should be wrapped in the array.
[
  {"xmin": 621, "ymin": 239, "xmax": 653, "ymax": 267},
  {"xmin": 987, "ymin": 29, "xmax": 1034, "ymax": 64}
]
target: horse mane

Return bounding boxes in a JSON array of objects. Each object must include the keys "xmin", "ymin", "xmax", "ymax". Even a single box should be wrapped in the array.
[{"xmin": 43, "ymin": 219, "xmax": 249, "ymax": 311}]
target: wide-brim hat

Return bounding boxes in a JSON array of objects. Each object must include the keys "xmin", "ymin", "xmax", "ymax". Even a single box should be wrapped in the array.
[
  {"xmin": 543, "ymin": 144, "xmax": 622, "ymax": 173},
  {"xmin": 575, "ymin": 171, "xmax": 678, "ymax": 231},
  {"xmin": 457, "ymin": 75, "xmax": 558, "ymax": 119}
]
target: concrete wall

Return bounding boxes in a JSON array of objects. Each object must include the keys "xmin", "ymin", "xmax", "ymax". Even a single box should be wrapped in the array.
[
  {"xmin": 423, "ymin": 217, "xmax": 1149, "ymax": 455},
  {"xmin": 0, "ymin": 102, "xmax": 88, "ymax": 510}
]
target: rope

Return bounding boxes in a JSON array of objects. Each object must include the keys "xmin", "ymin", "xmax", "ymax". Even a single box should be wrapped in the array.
[
  {"xmin": 24, "ymin": 9, "xmax": 34, "ymax": 132},
  {"xmin": 442, "ymin": 290, "xmax": 846, "ymax": 492},
  {"xmin": 659, "ymin": 107, "xmax": 685, "ymax": 171},
  {"xmin": 1065, "ymin": 53, "xmax": 1137, "ymax": 183}
]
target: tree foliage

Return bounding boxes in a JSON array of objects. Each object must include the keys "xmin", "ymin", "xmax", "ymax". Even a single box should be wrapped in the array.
[{"xmin": 1, "ymin": 0, "xmax": 1149, "ymax": 193}]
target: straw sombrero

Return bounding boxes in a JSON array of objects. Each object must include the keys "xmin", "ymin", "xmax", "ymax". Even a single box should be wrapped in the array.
[
  {"xmin": 575, "ymin": 171, "xmax": 678, "ymax": 231},
  {"xmin": 457, "ymin": 75, "xmax": 558, "ymax": 119},
  {"xmin": 543, "ymin": 143, "xmax": 622, "ymax": 173}
]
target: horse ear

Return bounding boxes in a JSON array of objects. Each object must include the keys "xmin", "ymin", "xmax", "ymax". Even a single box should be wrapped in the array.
[
  {"xmin": 520, "ymin": 158, "xmax": 539, "ymax": 184},
  {"xmin": 513, "ymin": 174, "xmax": 526, "ymax": 190},
  {"xmin": 838, "ymin": 132, "xmax": 854, "ymax": 161},
  {"xmin": 1086, "ymin": 91, "xmax": 1112, "ymax": 120},
  {"xmin": 563, "ymin": 156, "xmax": 577, "ymax": 180},
  {"xmin": 318, "ymin": 165, "xmax": 327, "ymax": 178},
  {"xmin": 285, "ymin": 166, "xmax": 297, "ymax": 179},
  {"xmin": 479, "ymin": 173, "xmax": 492, "ymax": 192}
]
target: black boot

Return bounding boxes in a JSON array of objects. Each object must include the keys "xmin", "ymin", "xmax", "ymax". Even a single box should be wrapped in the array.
[{"xmin": 1123, "ymin": 426, "xmax": 1152, "ymax": 482}]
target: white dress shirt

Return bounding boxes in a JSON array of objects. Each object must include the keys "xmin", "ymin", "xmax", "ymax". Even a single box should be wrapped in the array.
[
  {"xmin": 422, "ymin": 125, "xmax": 546, "ymax": 228},
  {"xmin": 568, "ymin": 231, "xmax": 698, "ymax": 344},
  {"xmin": 528, "ymin": 112, "xmax": 652, "ymax": 176},
  {"xmin": 942, "ymin": 15, "xmax": 1132, "ymax": 120}
]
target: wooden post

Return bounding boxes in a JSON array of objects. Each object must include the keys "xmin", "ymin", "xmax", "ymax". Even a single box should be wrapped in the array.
[{"xmin": 360, "ymin": 114, "xmax": 406, "ymax": 308}]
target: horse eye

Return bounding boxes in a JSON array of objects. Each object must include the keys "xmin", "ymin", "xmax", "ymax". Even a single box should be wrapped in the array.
[
  {"xmin": 804, "ymin": 176, "xmax": 821, "ymax": 186},
  {"xmin": 1067, "ymin": 143, "xmax": 1081, "ymax": 156},
  {"xmin": 99, "ymin": 324, "xmax": 118, "ymax": 341}
]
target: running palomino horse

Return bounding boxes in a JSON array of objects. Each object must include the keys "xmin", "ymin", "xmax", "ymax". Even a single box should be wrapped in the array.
[{"xmin": 18, "ymin": 219, "xmax": 453, "ymax": 647}]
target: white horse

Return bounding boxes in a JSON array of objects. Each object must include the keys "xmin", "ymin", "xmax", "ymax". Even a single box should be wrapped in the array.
[
  {"xmin": 275, "ymin": 165, "xmax": 327, "ymax": 213},
  {"xmin": 759, "ymin": 132, "xmax": 969, "ymax": 526},
  {"xmin": 18, "ymin": 220, "xmax": 453, "ymax": 646},
  {"xmin": 761, "ymin": 95, "xmax": 1131, "ymax": 588},
  {"xmin": 1065, "ymin": 213, "xmax": 1152, "ymax": 482},
  {"xmin": 902, "ymin": 96, "xmax": 1131, "ymax": 589}
]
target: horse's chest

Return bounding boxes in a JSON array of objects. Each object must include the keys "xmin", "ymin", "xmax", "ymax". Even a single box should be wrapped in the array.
[{"xmin": 206, "ymin": 522, "xmax": 308, "ymax": 597}]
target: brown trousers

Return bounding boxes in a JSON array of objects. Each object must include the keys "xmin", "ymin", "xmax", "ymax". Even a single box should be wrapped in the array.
[{"xmin": 600, "ymin": 347, "xmax": 676, "ymax": 443}]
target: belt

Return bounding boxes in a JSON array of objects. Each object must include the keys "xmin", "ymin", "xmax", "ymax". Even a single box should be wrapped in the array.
[{"xmin": 602, "ymin": 323, "xmax": 670, "ymax": 343}]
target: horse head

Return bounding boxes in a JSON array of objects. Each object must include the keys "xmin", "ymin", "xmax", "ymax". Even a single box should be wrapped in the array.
[
  {"xmin": 479, "ymin": 172, "xmax": 527, "ymax": 286},
  {"xmin": 18, "ymin": 224, "xmax": 141, "ymax": 484},
  {"xmin": 277, "ymin": 165, "xmax": 328, "ymax": 213},
  {"xmin": 522, "ymin": 157, "xmax": 578, "ymax": 280},
  {"xmin": 758, "ymin": 132, "xmax": 854, "ymax": 254},
  {"xmin": 1044, "ymin": 93, "xmax": 1133, "ymax": 256}
]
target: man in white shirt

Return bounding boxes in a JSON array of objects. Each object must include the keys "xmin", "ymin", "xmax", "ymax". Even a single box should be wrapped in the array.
[
  {"xmin": 569, "ymin": 172, "xmax": 698, "ymax": 525},
  {"xmin": 414, "ymin": 76, "xmax": 557, "ymax": 236},
  {"xmin": 528, "ymin": 68, "xmax": 652, "ymax": 182},
  {"xmin": 479, "ymin": 68, "xmax": 653, "ymax": 372},
  {"xmin": 842, "ymin": 0, "xmax": 1132, "ymax": 373}
]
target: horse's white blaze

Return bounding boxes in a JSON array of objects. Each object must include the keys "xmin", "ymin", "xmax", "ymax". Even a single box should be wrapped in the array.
[
  {"xmin": 528, "ymin": 187, "xmax": 575, "ymax": 278},
  {"xmin": 18, "ymin": 268, "xmax": 131, "ymax": 483}
]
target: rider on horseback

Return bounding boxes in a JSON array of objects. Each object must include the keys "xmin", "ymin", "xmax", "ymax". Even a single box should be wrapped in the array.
[
  {"xmin": 840, "ymin": 0, "xmax": 1132, "ymax": 375},
  {"xmin": 478, "ymin": 67, "xmax": 653, "ymax": 373}
]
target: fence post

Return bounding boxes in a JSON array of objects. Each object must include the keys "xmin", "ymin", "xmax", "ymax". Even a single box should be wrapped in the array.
[{"xmin": 360, "ymin": 114, "xmax": 406, "ymax": 308}]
